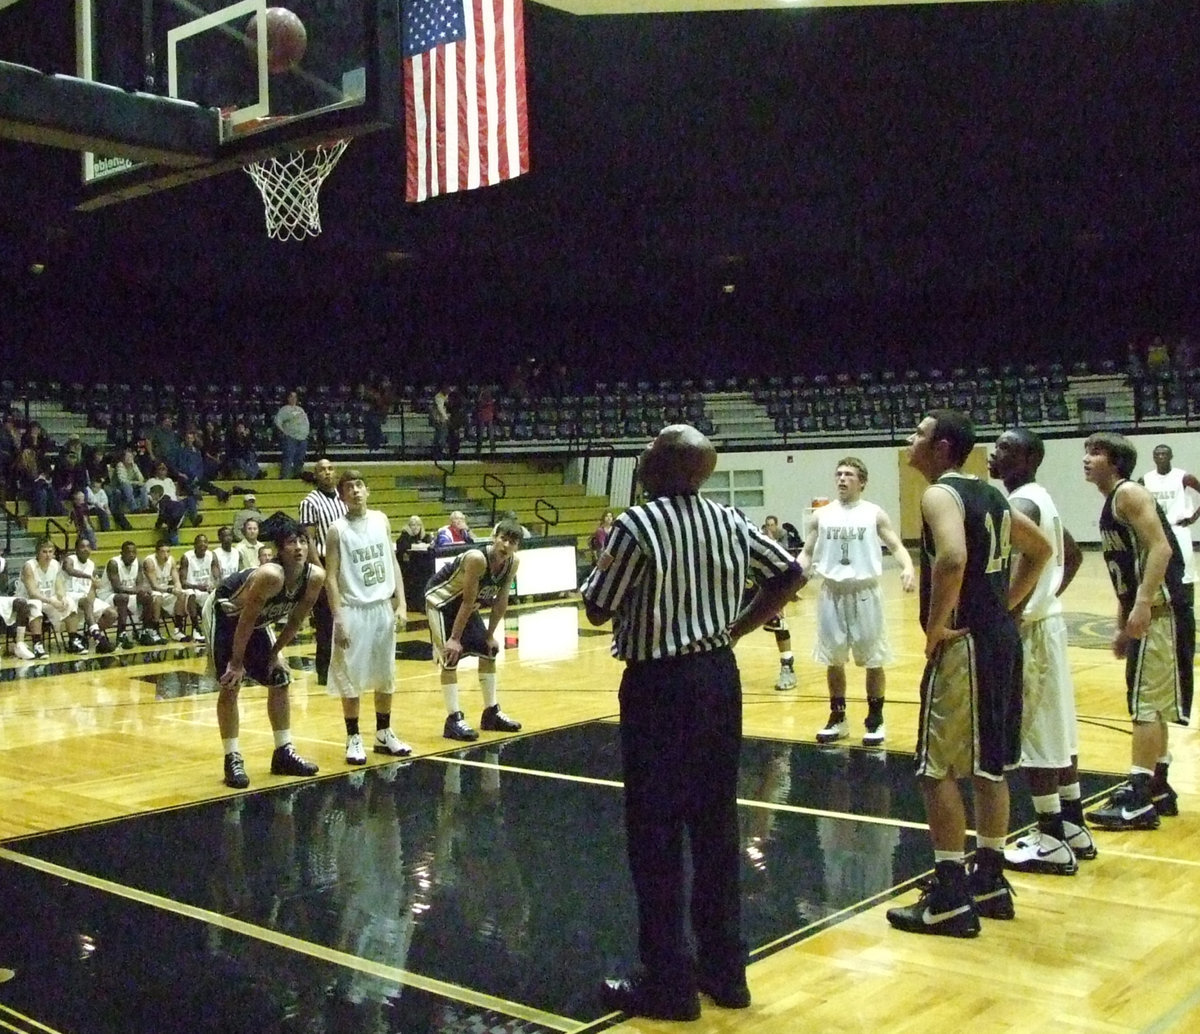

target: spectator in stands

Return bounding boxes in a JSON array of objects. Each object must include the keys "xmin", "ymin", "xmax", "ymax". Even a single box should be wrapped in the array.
[
  {"xmin": 362, "ymin": 377, "xmax": 393, "ymax": 452},
  {"xmin": 174, "ymin": 429, "xmax": 231, "ymax": 503},
  {"xmin": 430, "ymin": 385, "xmax": 450, "ymax": 457},
  {"xmin": 226, "ymin": 419, "xmax": 262, "ymax": 480},
  {"xmin": 27, "ymin": 462, "xmax": 61, "ymax": 517},
  {"xmin": 112, "ymin": 448, "xmax": 150, "ymax": 514},
  {"xmin": 435, "ymin": 510, "xmax": 475, "ymax": 547},
  {"xmin": 233, "ymin": 493, "xmax": 265, "ymax": 541},
  {"xmin": 236, "ymin": 518, "xmax": 263, "ymax": 570},
  {"xmin": 590, "ymin": 510, "xmax": 615, "ymax": 562},
  {"xmin": 475, "ymin": 385, "xmax": 497, "ymax": 453},
  {"xmin": 149, "ymin": 413, "xmax": 180, "ymax": 468},
  {"xmin": 132, "ymin": 437, "xmax": 155, "ymax": 478},
  {"xmin": 200, "ymin": 421, "xmax": 227, "ymax": 481},
  {"xmin": 149, "ymin": 484, "xmax": 189, "ymax": 546},
  {"xmin": 84, "ymin": 478, "xmax": 114, "ymax": 532},
  {"xmin": 396, "ymin": 514, "xmax": 434, "ymax": 610},
  {"xmin": 447, "ymin": 386, "xmax": 468, "ymax": 457},
  {"xmin": 56, "ymin": 436, "xmax": 89, "ymax": 499},
  {"xmin": 20, "ymin": 420, "xmax": 53, "ymax": 461},
  {"xmin": 274, "ymin": 390, "xmax": 311, "ymax": 479},
  {"xmin": 0, "ymin": 414, "xmax": 18, "ymax": 471}
]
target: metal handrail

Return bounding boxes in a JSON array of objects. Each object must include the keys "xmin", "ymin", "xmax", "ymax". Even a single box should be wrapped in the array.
[
  {"xmin": 482, "ymin": 472, "xmax": 506, "ymax": 525},
  {"xmin": 533, "ymin": 497, "xmax": 559, "ymax": 537}
]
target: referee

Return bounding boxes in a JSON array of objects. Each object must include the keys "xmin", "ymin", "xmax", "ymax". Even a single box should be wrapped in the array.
[
  {"xmin": 581, "ymin": 424, "xmax": 805, "ymax": 1021},
  {"xmin": 299, "ymin": 456, "xmax": 347, "ymax": 685}
]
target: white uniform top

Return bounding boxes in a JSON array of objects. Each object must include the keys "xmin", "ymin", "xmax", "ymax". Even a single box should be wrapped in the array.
[
  {"xmin": 65, "ymin": 556, "xmax": 97, "ymax": 596},
  {"xmin": 332, "ymin": 510, "xmax": 395, "ymax": 606},
  {"xmin": 810, "ymin": 500, "xmax": 884, "ymax": 583},
  {"xmin": 213, "ymin": 546, "xmax": 241, "ymax": 581},
  {"xmin": 104, "ymin": 556, "xmax": 140, "ymax": 598},
  {"xmin": 182, "ymin": 549, "xmax": 215, "ymax": 590},
  {"xmin": 17, "ymin": 558, "xmax": 62, "ymax": 599},
  {"xmin": 1143, "ymin": 466, "xmax": 1197, "ymax": 584},
  {"xmin": 144, "ymin": 554, "xmax": 177, "ymax": 593},
  {"xmin": 1010, "ymin": 482, "xmax": 1065, "ymax": 621}
]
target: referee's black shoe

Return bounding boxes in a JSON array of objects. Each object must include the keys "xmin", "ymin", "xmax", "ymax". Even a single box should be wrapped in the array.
[
  {"xmin": 601, "ymin": 975, "xmax": 700, "ymax": 1022},
  {"xmin": 444, "ymin": 711, "xmax": 479, "ymax": 741},
  {"xmin": 480, "ymin": 705, "xmax": 522, "ymax": 732}
]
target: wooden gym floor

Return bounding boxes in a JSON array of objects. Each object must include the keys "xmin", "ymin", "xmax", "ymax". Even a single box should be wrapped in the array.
[{"xmin": 0, "ymin": 550, "xmax": 1197, "ymax": 1034}]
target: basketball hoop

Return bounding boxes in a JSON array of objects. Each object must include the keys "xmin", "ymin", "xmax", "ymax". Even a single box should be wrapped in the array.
[{"xmin": 244, "ymin": 139, "xmax": 349, "ymax": 241}]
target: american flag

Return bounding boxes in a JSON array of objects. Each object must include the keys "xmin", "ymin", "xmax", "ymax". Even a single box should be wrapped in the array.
[{"xmin": 403, "ymin": 0, "xmax": 530, "ymax": 203}]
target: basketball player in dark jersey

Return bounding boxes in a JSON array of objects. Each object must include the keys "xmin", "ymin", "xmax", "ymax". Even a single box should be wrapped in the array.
[
  {"xmin": 425, "ymin": 515, "xmax": 524, "ymax": 741},
  {"xmin": 1084, "ymin": 431, "xmax": 1187, "ymax": 830},
  {"xmin": 887, "ymin": 411, "xmax": 1051, "ymax": 938},
  {"xmin": 203, "ymin": 513, "xmax": 326, "ymax": 789}
]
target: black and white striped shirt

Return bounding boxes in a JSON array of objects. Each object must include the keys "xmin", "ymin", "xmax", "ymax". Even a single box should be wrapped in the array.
[
  {"xmin": 581, "ymin": 493, "xmax": 798, "ymax": 661},
  {"xmin": 299, "ymin": 488, "xmax": 347, "ymax": 563}
]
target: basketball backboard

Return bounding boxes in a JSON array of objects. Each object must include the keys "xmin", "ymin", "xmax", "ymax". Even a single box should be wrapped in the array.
[{"xmin": 75, "ymin": 0, "xmax": 399, "ymax": 208}]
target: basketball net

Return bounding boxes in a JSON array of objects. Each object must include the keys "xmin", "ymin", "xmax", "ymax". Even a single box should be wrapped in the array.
[{"xmin": 244, "ymin": 139, "xmax": 350, "ymax": 241}]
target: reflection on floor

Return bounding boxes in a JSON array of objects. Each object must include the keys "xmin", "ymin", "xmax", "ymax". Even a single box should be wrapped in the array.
[{"xmin": 0, "ymin": 725, "xmax": 1119, "ymax": 1034}]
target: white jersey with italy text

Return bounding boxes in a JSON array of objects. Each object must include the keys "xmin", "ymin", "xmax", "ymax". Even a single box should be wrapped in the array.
[
  {"xmin": 331, "ymin": 510, "xmax": 395, "ymax": 606},
  {"xmin": 809, "ymin": 499, "xmax": 884, "ymax": 583}
]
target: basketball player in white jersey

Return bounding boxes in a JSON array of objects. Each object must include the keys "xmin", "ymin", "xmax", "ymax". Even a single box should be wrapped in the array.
[
  {"xmin": 178, "ymin": 532, "xmax": 217, "ymax": 642},
  {"xmin": 16, "ymin": 538, "xmax": 80, "ymax": 658},
  {"xmin": 61, "ymin": 537, "xmax": 116, "ymax": 653},
  {"xmin": 0, "ymin": 554, "xmax": 38, "ymax": 659},
  {"xmin": 103, "ymin": 540, "xmax": 163, "ymax": 648},
  {"xmin": 1141, "ymin": 443, "xmax": 1198, "ymax": 750},
  {"xmin": 800, "ymin": 457, "xmax": 915, "ymax": 746},
  {"xmin": 141, "ymin": 540, "xmax": 189, "ymax": 642},
  {"xmin": 324, "ymin": 471, "xmax": 411, "ymax": 765},
  {"xmin": 212, "ymin": 526, "xmax": 242, "ymax": 583},
  {"xmin": 989, "ymin": 429, "xmax": 1093, "ymax": 873}
]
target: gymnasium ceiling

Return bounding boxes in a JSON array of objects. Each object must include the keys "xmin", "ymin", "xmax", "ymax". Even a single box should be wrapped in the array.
[{"xmin": 0, "ymin": 0, "xmax": 1197, "ymax": 379}]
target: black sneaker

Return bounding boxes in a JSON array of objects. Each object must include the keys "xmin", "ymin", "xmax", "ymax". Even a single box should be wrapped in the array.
[
  {"xmin": 444, "ymin": 711, "xmax": 479, "ymax": 741},
  {"xmin": 480, "ymin": 704, "xmax": 521, "ymax": 732},
  {"xmin": 93, "ymin": 629, "xmax": 115, "ymax": 654},
  {"xmin": 137, "ymin": 628, "xmax": 157, "ymax": 646},
  {"xmin": 1152, "ymin": 784, "xmax": 1179, "ymax": 817},
  {"xmin": 224, "ymin": 751, "xmax": 249, "ymax": 789},
  {"xmin": 117, "ymin": 632, "xmax": 135, "ymax": 650},
  {"xmin": 270, "ymin": 743, "xmax": 319, "ymax": 777},
  {"xmin": 698, "ymin": 972, "xmax": 751, "ymax": 1009},
  {"xmin": 1087, "ymin": 785, "xmax": 1160, "ymax": 830},
  {"xmin": 66, "ymin": 633, "xmax": 88, "ymax": 655},
  {"xmin": 601, "ymin": 976, "xmax": 700, "ymax": 1022},
  {"xmin": 968, "ymin": 867, "xmax": 1016, "ymax": 920},
  {"xmin": 886, "ymin": 875, "xmax": 980, "ymax": 938}
]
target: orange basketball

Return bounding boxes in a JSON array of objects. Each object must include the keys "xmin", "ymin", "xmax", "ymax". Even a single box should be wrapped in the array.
[{"xmin": 245, "ymin": 7, "xmax": 308, "ymax": 75}]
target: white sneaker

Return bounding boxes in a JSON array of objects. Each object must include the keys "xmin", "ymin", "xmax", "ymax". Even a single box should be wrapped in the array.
[
  {"xmin": 816, "ymin": 716, "xmax": 848, "ymax": 744},
  {"xmin": 1003, "ymin": 829, "xmax": 1078, "ymax": 875},
  {"xmin": 774, "ymin": 660, "xmax": 797, "ymax": 691},
  {"xmin": 190, "ymin": 630, "xmax": 206, "ymax": 644},
  {"xmin": 1062, "ymin": 819, "xmax": 1097, "ymax": 860},
  {"xmin": 171, "ymin": 629, "xmax": 187, "ymax": 642},
  {"xmin": 345, "ymin": 733, "xmax": 366, "ymax": 765},
  {"xmin": 862, "ymin": 722, "xmax": 886, "ymax": 747},
  {"xmin": 12, "ymin": 642, "xmax": 34, "ymax": 660},
  {"xmin": 374, "ymin": 728, "xmax": 413, "ymax": 757}
]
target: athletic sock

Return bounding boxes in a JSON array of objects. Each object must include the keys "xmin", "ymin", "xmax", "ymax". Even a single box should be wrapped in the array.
[
  {"xmin": 442, "ymin": 681, "xmax": 460, "ymax": 714},
  {"xmin": 480, "ymin": 673, "xmax": 498, "ymax": 709},
  {"xmin": 376, "ymin": 712, "xmax": 390, "ymax": 732},
  {"xmin": 866, "ymin": 696, "xmax": 885, "ymax": 730},
  {"xmin": 1059, "ymin": 782, "xmax": 1085, "ymax": 825},
  {"xmin": 1032, "ymin": 792, "xmax": 1065, "ymax": 840},
  {"xmin": 273, "ymin": 729, "xmax": 291, "ymax": 749},
  {"xmin": 222, "ymin": 738, "xmax": 240, "ymax": 755},
  {"xmin": 345, "ymin": 717, "xmax": 359, "ymax": 736}
]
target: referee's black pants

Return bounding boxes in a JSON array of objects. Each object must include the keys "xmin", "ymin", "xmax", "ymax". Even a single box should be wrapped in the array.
[
  {"xmin": 312, "ymin": 586, "xmax": 333, "ymax": 685},
  {"xmin": 619, "ymin": 646, "xmax": 745, "ymax": 993}
]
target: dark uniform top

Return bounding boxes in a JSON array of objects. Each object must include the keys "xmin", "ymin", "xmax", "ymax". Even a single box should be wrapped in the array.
[
  {"xmin": 920, "ymin": 473, "xmax": 1015, "ymax": 635},
  {"xmin": 425, "ymin": 547, "xmax": 516, "ymax": 610},
  {"xmin": 917, "ymin": 473, "xmax": 1022, "ymax": 779},
  {"xmin": 214, "ymin": 564, "xmax": 312, "ymax": 630},
  {"xmin": 1099, "ymin": 480, "xmax": 1186, "ymax": 611}
]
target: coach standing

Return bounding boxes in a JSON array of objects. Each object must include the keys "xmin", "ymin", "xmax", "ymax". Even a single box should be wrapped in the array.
[{"xmin": 581, "ymin": 425, "xmax": 805, "ymax": 1022}]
